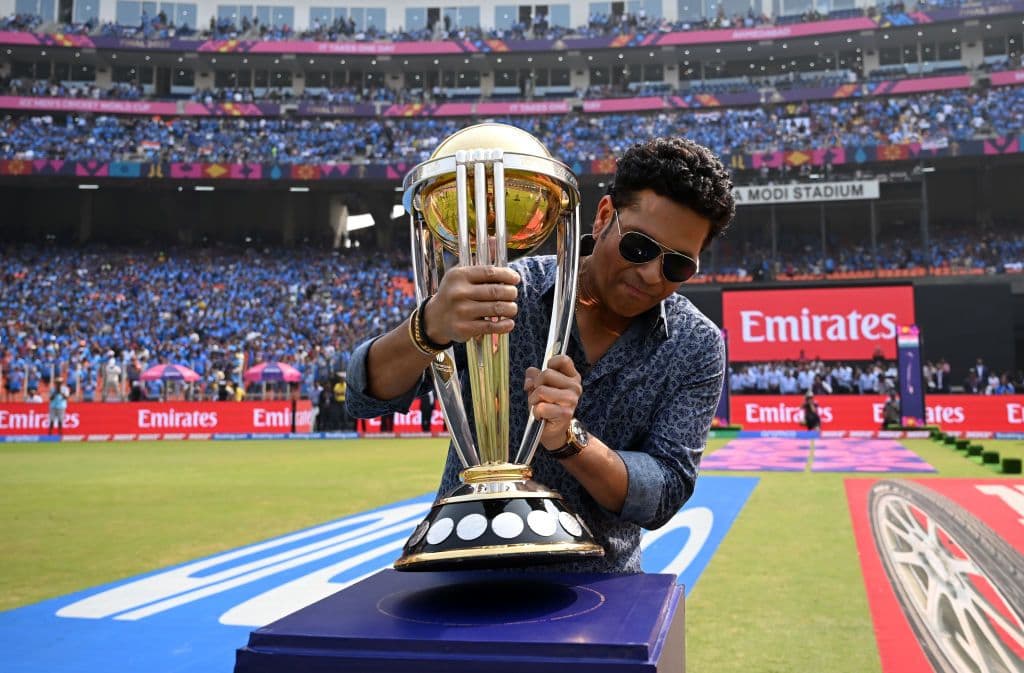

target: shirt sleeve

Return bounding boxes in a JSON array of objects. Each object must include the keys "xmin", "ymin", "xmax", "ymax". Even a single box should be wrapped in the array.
[
  {"xmin": 344, "ymin": 336, "xmax": 428, "ymax": 419},
  {"xmin": 616, "ymin": 321, "xmax": 725, "ymax": 529}
]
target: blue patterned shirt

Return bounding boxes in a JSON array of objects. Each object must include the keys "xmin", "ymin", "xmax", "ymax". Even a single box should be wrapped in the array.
[{"xmin": 347, "ymin": 255, "xmax": 725, "ymax": 573}]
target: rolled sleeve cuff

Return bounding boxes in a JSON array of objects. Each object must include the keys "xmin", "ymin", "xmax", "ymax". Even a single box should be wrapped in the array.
[
  {"xmin": 616, "ymin": 449, "xmax": 668, "ymax": 527},
  {"xmin": 345, "ymin": 337, "xmax": 426, "ymax": 418}
]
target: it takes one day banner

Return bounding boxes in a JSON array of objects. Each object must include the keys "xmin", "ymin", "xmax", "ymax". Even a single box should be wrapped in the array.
[{"xmin": 723, "ymin": 286, "xmax": 915, "ymax": 361}]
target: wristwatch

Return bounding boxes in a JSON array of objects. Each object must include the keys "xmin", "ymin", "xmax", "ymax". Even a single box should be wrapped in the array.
[{"xmin": 547, "ymin": 418, "xmax": 589, "ymax": 460}]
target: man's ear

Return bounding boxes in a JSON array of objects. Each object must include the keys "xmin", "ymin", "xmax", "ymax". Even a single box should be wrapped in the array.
[{"xmin": 592, "ymin": 194, "xmax": 615, "ymax": 239}]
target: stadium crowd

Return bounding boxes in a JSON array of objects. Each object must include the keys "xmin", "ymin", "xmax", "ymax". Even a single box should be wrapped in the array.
[
  {"xmin": 714, "ymin": 222, "xmax": 1024, "ymax": 278},
  {"xmin": 729, "ymin": 358, "xmax": 1022, "ymax": 396},
  {"xmin": 1, "ymin": 85, "xmax": 1021, "ymax": 164},
  {"xmin": 3, "ymin": 77, "xmax": 145, "ymax": 101},
  {"xmin": 1, "ymin": 242, "xmax": 1021, "ymax": 403},
  {"xmin": 0, "ymin": 2, "xmax": 921, "ymax": 43},
  {"xmin": 0, "ymin": 246, "xmax": 415, "ymax": 402}
]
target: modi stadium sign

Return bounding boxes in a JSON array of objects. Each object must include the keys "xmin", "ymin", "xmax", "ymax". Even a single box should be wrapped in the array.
[
  {"xmin": 723, "ymin": 286, "xmax": 915, "ymax": 361},
  {"xmin": 732, "ymin": 180, "xmax": 880, "ymax": 206}
]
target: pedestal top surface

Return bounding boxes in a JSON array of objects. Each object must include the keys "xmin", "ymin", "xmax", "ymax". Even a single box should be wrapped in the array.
[{"xmin": 248, "ymin": 569, "xmax": 679, "ymax": 659}]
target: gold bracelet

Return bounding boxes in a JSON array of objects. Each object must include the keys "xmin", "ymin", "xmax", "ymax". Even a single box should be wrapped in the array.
[{"xmin": 408, "ymin": 307, "xmax": 441, "ymax": 357}]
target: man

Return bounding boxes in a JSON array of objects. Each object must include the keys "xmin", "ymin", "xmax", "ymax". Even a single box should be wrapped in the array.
[
  {"xmin": 128, "ymin": 379, "xmax": 145, "ymax": 402},
  {"xmin": 933, "ymin": 358, "xmax": 951, "ymax": 394},
  {"xmin": 347, "ymin": 137, "xmax": 734, "ymax": 573},
  {"xmin": 882, "ymin": 392, "xmax": 900, "ymax": 429},
  {"xmin": 49, "ymin": 376, "xmax": 70, "ymax": 436},
  {"xmin": 802, "ymin": 392, "xmax": 821, "ymax": 431},
  {"xmin": 126, "ymin": 357, "xmax": 142, "ymax": 390},
  {"xmin": 420, "ymin": 389, "xmax": 436, "ymax": 434},
  {"xmin": 101, "ymin": 353, "xmax": 122, "ymax": 402},
  {"xmin": 973, "ymin": 358, "xmax": 988, "ymax": 386},
  {"xmin": 332, "ymin": 372, "xmax": 349, "ymax": 431}
]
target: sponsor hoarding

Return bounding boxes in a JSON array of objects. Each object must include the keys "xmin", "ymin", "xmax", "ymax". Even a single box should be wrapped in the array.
[
  {"xmin": 723, "ymin": 286, "xmax": 915, "ymax": 360},
  {"xmin": 0, "ymin": 401, "xmax": 312, "ymax": 436},
  {"xmin": 357, "ymin": 397, "xmax": 445, "ymax": 434},
  {"xmin": 732, "ymin": 394, "xmax": 1024, "ymax": 432}
]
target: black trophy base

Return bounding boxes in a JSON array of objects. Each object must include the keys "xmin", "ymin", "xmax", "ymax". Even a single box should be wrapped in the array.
[{"xmin": 395, "ymin": 478, "xmax": 604, "ymax": 571}]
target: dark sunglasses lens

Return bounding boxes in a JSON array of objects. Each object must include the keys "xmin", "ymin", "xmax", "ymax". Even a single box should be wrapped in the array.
[
  {"xmin": 620, "ymin": 231, "xmax": 697, "ymax": 282},
  {"xmin": 619, "ymin": 232, "xmax": 661, "ymax": 264},
  {"xmin": 662, "ymin": 254, "xmax": 698, "ymax": 283}
]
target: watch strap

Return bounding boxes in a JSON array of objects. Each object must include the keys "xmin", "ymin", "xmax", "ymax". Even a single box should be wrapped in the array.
[{"xmin": 547, "ymin": 440, "xmax": 584, "ymax": 460}]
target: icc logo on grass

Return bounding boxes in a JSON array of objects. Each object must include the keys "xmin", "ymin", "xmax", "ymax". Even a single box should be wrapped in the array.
[{"xmin": 52, "ymin": 484, "xmax": 748, "ymax": 628}]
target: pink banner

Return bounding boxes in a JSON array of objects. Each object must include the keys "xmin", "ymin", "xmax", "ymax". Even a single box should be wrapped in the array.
[
  {"xmin": 990, "ymin": 69, "xmax": 1024, "ymax": 86},
  {"xmin": 474, "ymin": 101, "xmax": 571, "ymax": 115},
  {"xmin": 406, "ymin": 101, "xmax": 572, "ymax": 117},
  {"xmin": 657, "ymin": 17, "xmax": 877, "ymax": 46},
  {"xmin": 200, "ymin": 40, "xmax": 469, "ymax": 55},
  {"xmin": 732, "ymin": 394, "xmax": 1024, "ymax": 432},
  {"xmin": 181, "ymin": 102, "xmax": 272, "ymax": 116},
  {"xmin": 0, "ymin": 96, "xmax": 179, "ymax": 115},
  {"xmin": 582, "ymin": 96, "xmax": 667, "ymax": 113},
  {"xmin": 428, "ymin": 103, "xmax": 475, "ymax": 116},
  {"xmin": 0, "ymin": 401, "xmax": 312, "ymax": 436},
  {"xmin": 169, "ymin": 163, "xmax": 204, "ymax": 178},
  {"xmin": 0, "ymin": 31, "xmax": 47, "ymax": 44},
  {"xmin": 888, "ymin": 74, "xmax": 971, "ymax": 94}
]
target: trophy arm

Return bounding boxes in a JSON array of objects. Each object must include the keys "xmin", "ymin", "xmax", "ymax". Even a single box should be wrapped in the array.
[
  {"xmin": 410, "ymin": 212, "xmax": 480, "ymax": 469},
  {"xmin": 513, "ymin": 203, "xmax": 581, "ymax": 466}
]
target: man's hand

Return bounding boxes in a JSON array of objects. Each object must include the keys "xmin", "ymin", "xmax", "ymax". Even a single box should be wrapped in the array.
[
  {"xmin": 422, "ymin": 266, "xmax": 520, "ymax": 345},
  {"xmin": 524, "ymin": 354, "xmax": 582, "ymax": 450}
]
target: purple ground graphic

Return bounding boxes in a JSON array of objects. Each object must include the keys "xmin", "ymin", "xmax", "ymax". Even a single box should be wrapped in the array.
[
  {"xmin": 701, "ymin": 439, "xmax": 810, "ymax": 472},
  {"xmin": 809, "ymin": 439, "xmax": 935, "ymax": 473}
]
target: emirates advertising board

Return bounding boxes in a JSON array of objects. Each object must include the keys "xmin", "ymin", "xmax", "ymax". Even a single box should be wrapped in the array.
[
  {"xmin": 722, "ymin": 286, "xmax": 915, "ymax": 361},
  {"xmin": 0, "ymin": 401, "xmax": 313, "ymax": 436},
  {"xmin": 733, "ymin": 394, "xmax": 1024, "ymax": 433}
]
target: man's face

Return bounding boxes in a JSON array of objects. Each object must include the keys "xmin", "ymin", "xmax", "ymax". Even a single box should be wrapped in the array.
[{"xmin": 588, "ymin": 190, "xmax": 711, "ymax": 319}]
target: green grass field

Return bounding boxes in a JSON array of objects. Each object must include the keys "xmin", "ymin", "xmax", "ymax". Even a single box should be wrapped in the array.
[{"xmin": 1, "ymin": 437, "xmax": 1021, "ymax": 672}]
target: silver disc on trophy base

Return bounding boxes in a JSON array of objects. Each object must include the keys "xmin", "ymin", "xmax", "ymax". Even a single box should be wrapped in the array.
[{"xmin": 394, "ymin": 466, "xmax": 603, "ymax": 570}]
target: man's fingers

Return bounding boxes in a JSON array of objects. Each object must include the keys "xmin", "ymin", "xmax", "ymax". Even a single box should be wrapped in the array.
[
  {"xmin": 456, "ymin": 283, "xmax": 519, "ymax": 303},
  {"xmin": 463, "ymin": 265, "xmax": 521, "ymax": 286},
  {"xmin": 528, "ymin": 384, "xmax": 578, "ymax": 409},
  {"xmin": 532, "ymin": 367, "xmax": 582, "ymax": 397},
  {"xmin": 456, "ymin": 317, "xmax": 515, "ymax": 337},
  {"xmin": 532, "ymin": 401, "xmax": 575, "ymax": 423},
  {"xmin": 544, "ymin": 354, "xmax": 577, "ymax": 376},
  {"xmin": 524, "ymin": 367, "xmax": 541, "ymax": 393}
]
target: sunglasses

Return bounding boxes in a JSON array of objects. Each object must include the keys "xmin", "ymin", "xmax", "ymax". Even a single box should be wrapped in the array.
[{"xmin": 613, "ymin": 209, "xmax": 700, "ymax": 283}]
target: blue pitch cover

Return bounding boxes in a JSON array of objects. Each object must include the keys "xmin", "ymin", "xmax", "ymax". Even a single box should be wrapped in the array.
[{"xmin": 0, "ymin": 476, "xmax": 756, "ymax": 673}]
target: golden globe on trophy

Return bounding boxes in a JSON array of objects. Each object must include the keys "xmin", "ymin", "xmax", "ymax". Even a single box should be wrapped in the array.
[{"xmin": 394, "ymin": 122, "xmax": 604, "ymax": 570}]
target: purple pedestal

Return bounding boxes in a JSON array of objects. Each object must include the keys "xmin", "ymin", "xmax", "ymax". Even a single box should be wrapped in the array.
[{"xmin": 235, "ymin": 569, "xmax": 685, "ymax": 673}]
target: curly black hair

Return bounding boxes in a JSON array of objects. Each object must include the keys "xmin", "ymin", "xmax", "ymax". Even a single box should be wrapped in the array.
[{"xmin": 608, "ymin": 137, "xmax": 736, "ymax": 250}]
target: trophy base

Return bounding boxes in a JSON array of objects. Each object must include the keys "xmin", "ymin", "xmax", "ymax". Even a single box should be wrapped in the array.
[{"xmin": 394, "ymin": 467, "xmax": 604, "ymax": 571}]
